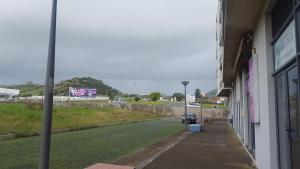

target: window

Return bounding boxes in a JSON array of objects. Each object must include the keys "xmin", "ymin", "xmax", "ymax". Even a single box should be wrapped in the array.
[{"xmin": 272, "ymin": 0, "xmax": 294, "ymax": 36}]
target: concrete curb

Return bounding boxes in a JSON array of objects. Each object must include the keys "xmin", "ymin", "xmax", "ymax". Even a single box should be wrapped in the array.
[
  {"xmin": 112, "ymin": 131, "xmax": 189, "ymax": 169},
  {"xmin": 135, "ymin": 132, "xmax": 188, "ymax": 169}
]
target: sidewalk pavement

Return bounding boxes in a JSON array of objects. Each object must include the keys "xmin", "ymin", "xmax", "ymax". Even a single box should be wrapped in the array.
[{"xmin": 143, "ymin": 120, "xmax": 256, "ymax": 169}]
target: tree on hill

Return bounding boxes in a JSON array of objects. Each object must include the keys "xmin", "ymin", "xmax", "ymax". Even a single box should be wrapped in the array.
[
  {"xmin": 207, "ymin": 89, "xmax": 217, "ymax": 98},
  {"xmin": 172, "ymin": 93, "xmax": 185, "ymax": 101},
  {"xmin": 149, "ymin": 92, "xmax": 161, "ymax": 101},
  {"xmin": 134, "ymin": 96, "xmax": 141, "ymax": 102},
  {"xmin": 54, "ymin": 77, "xmax": 122, "ymax": 98},
  {"xmin": 195, "ymin": 89, "xmax": 201, "ymax": 101},
  {"xmin": 16, "ymin": 84, "xmax": 43, "ymax": 97}
]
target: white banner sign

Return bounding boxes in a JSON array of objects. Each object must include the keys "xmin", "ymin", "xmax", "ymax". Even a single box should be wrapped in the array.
[{"xmin": 274, "ymin": 20, "xmax": 296, "ymax": 70}]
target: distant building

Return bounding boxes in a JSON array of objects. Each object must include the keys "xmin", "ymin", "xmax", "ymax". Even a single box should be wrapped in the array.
[
  {"xmin": 186, "ymin": 95, "xmax": 195, "ymax": 103},
  {"xmin": 0, "ymin": 88, "xmax": 20, "ymax": 97}
]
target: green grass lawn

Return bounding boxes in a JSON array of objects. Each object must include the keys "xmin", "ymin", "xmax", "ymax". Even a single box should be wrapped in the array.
[
  {"xmin": 0, "ymin": 102, "xmax": 161, "ymax": 135},
  {"xmin": 0, "ymin": 119, "xmax": 183, "ymax": 169},
  {"xmin": 201, "ymin": 103, "xmax": 227, "ymax": 109},
  {"xmin": 16, "ymin": 84, "xmax": 43, "ymax": 96}
]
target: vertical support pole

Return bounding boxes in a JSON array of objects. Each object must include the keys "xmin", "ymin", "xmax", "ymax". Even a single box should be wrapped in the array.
[
  {"xmin": 39, "ymin": 0, "xmax": 57, "ymax": 169},
  {"xmin": 201, "ymin": 96, "xmax": 203, "ymax": 123},
  {"xmin": 184, "ymin": 85, "xmax": 187, "ymax": 130},
  {"xmin": 181, "ymin": 81, "xmax": 189, "ymax": 130}
]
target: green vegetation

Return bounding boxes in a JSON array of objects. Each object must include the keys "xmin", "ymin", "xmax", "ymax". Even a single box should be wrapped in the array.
[
  {"xmin": 202, "ymin": 103, "xmax": 226, "ymax": 109},
  {"xmin": 149, "ymin": 92, "xmax": 161, "ymax": 101},
  {"xmin": 54, "ymin": 77, "xmax": 121, "ymax": 98},
  {"xmin": 123, "ymin": 96, "xmax": 136, "ymax": 102},
  {"xmin": 0, "ymin": 119, "xmax": 184, "ymax": 169},
  {"xmin": 134, "ymin": 96, "xmax": 141, "ymax": 101},
  {"xmin": 0, "ymin": 102, "xmax": 161, "ymax": 135},
  {"xmin": 16, "ymin": 84, "xmax": 43, "ymax": 97},
  {"xmin": 195, "ymin": 89, "xmax": 201, "ymax": 101},
  {"xmin": 7, "ymin": 77, "xmax": 122, "ymax": 98},
  {"xmin": 172, "ymin": 93, "xmax": 184, "ymax": 101}
]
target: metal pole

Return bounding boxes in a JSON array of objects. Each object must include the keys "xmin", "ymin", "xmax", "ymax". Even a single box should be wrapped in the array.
[
  {"xmin": 200, "ymin": 96, "xmax": 203, "ymax": 123},
  {"xmin": 181, "ymin": 81, "xmax": 189, "ymax": 130},
  {"xmin": 184, "ymin": 85, "xmax": 187, "ymax": 130},
  {"xmin": 39, "ymin": 0, "xmax": 57, "ymax": 169}
]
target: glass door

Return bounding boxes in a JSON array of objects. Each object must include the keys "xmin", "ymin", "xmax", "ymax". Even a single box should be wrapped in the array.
[
  {"xmin": 288, "ymin": 67, "xmax": 300, "ymax": 169},
  {"xmin": 276, "ymin": 72, "xmax": 290, "ymax": 169},
  {"xmin": 276, "ymin": 66, "xmax": 299, "ymax": 169}
]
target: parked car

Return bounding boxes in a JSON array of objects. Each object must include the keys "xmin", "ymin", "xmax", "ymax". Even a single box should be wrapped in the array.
[
  {"xmin": 188, "ymin": 102, "xmax": 200, "ymax": 107},
  {"xmin": 182, "ymin": 112, "xmax": 197, "ymax": 124}
]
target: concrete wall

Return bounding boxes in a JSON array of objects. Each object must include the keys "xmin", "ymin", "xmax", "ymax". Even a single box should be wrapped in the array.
[
  {"xmin": 18, "ymin": 96, "xmax": 109, "ymax": 102},
  {"xmin": 116, "ymin": 103, "xmax": 227, "ymax": 119}
]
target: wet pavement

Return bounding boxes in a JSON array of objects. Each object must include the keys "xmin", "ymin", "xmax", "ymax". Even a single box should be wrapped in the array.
[{"xmin": 143, "ymin": 120, "xmax": 255, "ymax": 169}]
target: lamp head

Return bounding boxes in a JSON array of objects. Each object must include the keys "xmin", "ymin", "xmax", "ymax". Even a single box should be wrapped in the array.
[{"xmin": 181, "ymin": 81, "xmax": 189, "ymax": 86}]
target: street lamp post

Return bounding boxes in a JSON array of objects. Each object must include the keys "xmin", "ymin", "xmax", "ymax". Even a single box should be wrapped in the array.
[
  {"xmin": 181, "ymin": 81, "xmax": 189, "ymax": 130},
  {"xmin": 39, "ymin": 0, "xmax": 57, "ymax": 169}
]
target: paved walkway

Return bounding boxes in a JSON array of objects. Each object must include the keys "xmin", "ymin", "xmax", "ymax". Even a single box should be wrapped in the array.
[{"xmin": 143, "ymin": 120, "xmax": 256, "ymax": 169}]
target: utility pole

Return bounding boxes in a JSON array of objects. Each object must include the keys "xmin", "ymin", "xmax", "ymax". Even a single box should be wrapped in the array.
[{"xmin": 39, "ymin": 0, "xmax": 57, "ymax": 169}]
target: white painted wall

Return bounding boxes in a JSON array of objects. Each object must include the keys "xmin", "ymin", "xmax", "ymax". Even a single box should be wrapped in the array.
[
  {"xmin": 217, "ymin": 1, "xmax": 280, "ymax": 168},
  {"xmin": 252, "ymin": 10, "xmax": 279, "ymax": 169},
  {"xmin": 186, "ymin": 95, "xmax": 195, "ymax": 103},
  {"xmin": 216, "ymin": 0, "xmax": 225, "ymax": 94}
]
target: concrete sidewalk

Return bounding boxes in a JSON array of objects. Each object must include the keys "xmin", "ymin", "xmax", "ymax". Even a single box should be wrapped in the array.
[{"xmin": 143, "ymin": 120, "xmax": 256, "ymax": 169}]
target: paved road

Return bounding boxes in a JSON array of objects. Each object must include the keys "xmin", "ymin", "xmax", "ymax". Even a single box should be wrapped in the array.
[{"xmin": 143, "ymin": 120, "xmax": 255, "ymax": 169}]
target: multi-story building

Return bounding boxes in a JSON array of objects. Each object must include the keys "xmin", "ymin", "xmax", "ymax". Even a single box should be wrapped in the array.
[{"xmin": 216, "ymin": 0, "xmax": 300, "ymax": 169}]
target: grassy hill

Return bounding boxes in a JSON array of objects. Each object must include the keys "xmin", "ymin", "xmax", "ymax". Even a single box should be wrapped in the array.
[
  {"xmin": 5, "ymin": 77, "xmax": 121, "ymax": 98},
  {"xmin": 54, "ymin": 77, "xmax": 121, "ymax": 98},
  {"xmin": 1, "ymin": 83, "xmax": 43, "ymax": 97}
]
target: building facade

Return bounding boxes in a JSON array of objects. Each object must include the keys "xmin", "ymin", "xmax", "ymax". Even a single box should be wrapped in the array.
[
  {"xmin": 0, "ymin": 88, "xmax": 20, "ymax": 97},
  {"xmin": 216, "ymin": 0, "xmax": 300, "ymax": 169}
]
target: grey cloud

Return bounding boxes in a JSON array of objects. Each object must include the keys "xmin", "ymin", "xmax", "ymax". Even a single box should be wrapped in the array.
[{"xmin": 0, "ymin": 0, "xmax": 217, "ymax": 94}]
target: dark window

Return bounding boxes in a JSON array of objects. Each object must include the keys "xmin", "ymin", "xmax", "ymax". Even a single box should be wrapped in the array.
[{"xmin": 272, "ymin": 0, "xmax": 294, "ymax": 36}]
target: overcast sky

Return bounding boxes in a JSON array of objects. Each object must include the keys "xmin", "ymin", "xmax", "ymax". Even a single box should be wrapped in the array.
[{"xmin": 0, "ymin": 0, "xmax": 217, "ymax": 95}]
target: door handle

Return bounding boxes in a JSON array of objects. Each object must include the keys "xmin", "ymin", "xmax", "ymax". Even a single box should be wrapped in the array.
[{"xmin": 286, "ymin": 128, "xmax": 295, "ymax": 133}]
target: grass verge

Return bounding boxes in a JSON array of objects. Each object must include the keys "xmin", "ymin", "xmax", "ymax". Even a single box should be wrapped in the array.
[
  {"xmin": 0, "ymin": 102, "xmax": 161, "ymax": 135},
  {"xmin": 0, "ymin": 119, "xmax": 184, "ymax": 169}
]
